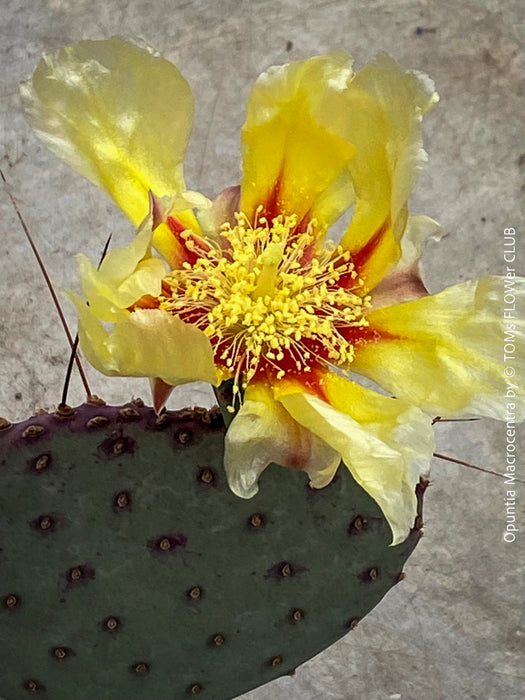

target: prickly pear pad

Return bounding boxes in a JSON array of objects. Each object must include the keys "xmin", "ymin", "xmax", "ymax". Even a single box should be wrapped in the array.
[{"xmin": 0, "ymin": 402, "xmax": 424, "ymax": 700}]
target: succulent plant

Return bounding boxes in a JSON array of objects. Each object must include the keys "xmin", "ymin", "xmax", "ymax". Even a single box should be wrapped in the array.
[
  {"xmin": 2, "ymin": 27, "xmax": 523, "ymax": 700},
  {"xmin": 0, "ymin": 400, "xmax": 424, "ymax": 699}
]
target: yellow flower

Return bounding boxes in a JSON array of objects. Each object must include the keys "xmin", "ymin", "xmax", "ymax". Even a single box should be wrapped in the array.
[{"xmin": 22, "ymin": 37, "xmax": 524, "ymax": 545}]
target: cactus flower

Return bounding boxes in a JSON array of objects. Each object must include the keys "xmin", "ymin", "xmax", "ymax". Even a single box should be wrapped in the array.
[{"xmin": 22, "ymin": 37, "xmax": 524, "ymax": 544}]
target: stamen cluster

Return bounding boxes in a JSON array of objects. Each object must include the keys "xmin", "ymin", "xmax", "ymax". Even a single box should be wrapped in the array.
[{"xmin": 160, "ymin": 211, "xmax": 370, "ymax": 392}]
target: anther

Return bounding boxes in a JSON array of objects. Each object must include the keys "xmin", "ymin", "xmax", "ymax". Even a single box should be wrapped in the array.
[
  {"xmin": 211, "ymin": 634, "xmax": 225, "ymax": 646},
  {"xmin": 189, "ymin": 683, "xmax": 203, "ymax": 694},
  {"xmin": 187, "ymin": 587, "xmax": 202, "ymax": 600},
  {"xmin": 270, "ymin": 655, "xmax": 283, "ymax": 667}
]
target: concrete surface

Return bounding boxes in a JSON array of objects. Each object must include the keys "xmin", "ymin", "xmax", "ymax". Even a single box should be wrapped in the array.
[{"xmin": 1, "ymin": 1, "xmax": 524, "ymax": 698}]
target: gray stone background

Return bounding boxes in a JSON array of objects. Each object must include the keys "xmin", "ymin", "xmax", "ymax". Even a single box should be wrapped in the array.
[{"xmin": 0, "ymin": 0, "xmax": 523, "ymax": 698}]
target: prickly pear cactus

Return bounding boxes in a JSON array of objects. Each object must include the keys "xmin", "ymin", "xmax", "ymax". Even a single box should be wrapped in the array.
[{"xmin": 0, "ymin": 401, "xmax": 425, "ymax": 700}]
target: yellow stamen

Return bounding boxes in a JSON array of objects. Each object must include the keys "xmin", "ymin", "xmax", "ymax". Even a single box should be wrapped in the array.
[{"xmin": 160, "ymin": 212, "xmax": 370, "ymax": 393}]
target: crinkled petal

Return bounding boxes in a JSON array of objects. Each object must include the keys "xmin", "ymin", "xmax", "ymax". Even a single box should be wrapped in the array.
[
  {"xmin": 21, "ymin": 36, "xmax": 195, "ymax": 226},
  {"xmin": 67, "ymin": 291, "xmax": 116, "ymax": 371},
  {"xmin": 198, "ymin": 185, "xmax": 241, "ymax": 237},
  {"xmin": 97, "ymin": 218, "xmax": 155, "ymax": 284},
  {"xmin": 354, "ymin": 276, "xmax": 525, "ymax": 420},
  {"xmin": 312, "ymin": 169, "xmax": 355, "ymax": 235},
  {"xmin": 76, "ymin": 214, "xmax": 166, "ymax": 322},
  {"xmin": 225, "ymin": 383, "xmax": 340, "ymax": 499},
  {"xmin": 118, "ymin": 257, "xmax": 167, "ymax": 304},
  {"xmin": 370, "ymin": 215, "xmax": 442, "ymax": 308},
  {"xmin": 276, "ymin": 373, "xmax": 435, "ymax": 545},
  {"xmin": 68, "ymin": 297, "xmax": 218, "ymax": 387},
  {"xmin": 340, "ymin": 53, "xmax": 439, "ymax": 290},
  {"xmin": 241, "ymin": 52, "xmax": 355, "ymax": 229},
  {"xmin": 151, "ymin": 190, "xmax": 212, "ymax": 268}
]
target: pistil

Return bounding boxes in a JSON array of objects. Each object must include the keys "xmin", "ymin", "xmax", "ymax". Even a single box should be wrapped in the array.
[{"xmin": 252, "ymin": 241, "xmax": 285, "ymax": 299}]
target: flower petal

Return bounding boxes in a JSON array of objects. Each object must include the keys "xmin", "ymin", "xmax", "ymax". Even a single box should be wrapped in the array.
[
  {"xmin": 354, "ymin": 276, "xmax": 525, "ymax": 419},
  {"xmin": 21, "ymin": 37, "xmax": 195, "ymax": 226},
  {"xmin": 340, "ymin": 53, "xmax": 438, "ymax": 290},
  {"xmin": 198, "ymin": 185, "xmax": 241, "ymax": 237},
  {"xmin": 76, "ymin": 214, "xmax": 166, "ymax": 322},
  {"xmin": 68, "ymin": 297, "xmax": 218, "ymax": 387},
  {"xmin": 276, "ymin": 373, "xmax": 435, "ymax": 545},
  {"xmin": 225, "ymin": 383, "xmax": 340, "ymax": 499},
  {"xmin": 150, "ymin": 190, "xmax": 212, "ymax": 269},
  {"xmin": 369, "ymin": 215, "xmax": 442, "ymax": 309},
  {"xmin": 241, "ymin": 52, "xmax": 356, "ymax": 228},
  {"xmin": 150, "ymin": 377, "xmax": 176, "ymax": 414}
]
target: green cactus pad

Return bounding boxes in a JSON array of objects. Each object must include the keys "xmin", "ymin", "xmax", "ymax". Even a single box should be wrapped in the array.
[{"xmin": 0, "ymin": 401, "xmax": 425, "ymax": 700}]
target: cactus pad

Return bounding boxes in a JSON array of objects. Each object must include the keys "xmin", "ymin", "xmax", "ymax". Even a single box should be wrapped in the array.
[{"xmin": 0, "ymin": 401, "xmax": 424, "ymax": 699}]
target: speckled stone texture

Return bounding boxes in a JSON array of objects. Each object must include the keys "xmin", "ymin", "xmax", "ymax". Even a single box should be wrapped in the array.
[{"xmin": 0, "ymin": 1, "xmax": 523, "ymax": 699}]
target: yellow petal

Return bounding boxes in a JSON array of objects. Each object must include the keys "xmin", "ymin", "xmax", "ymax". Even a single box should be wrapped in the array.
[
  {"xmin": 68, "ymin": 297, "xmax": 218, "ymax": 387},
  {"xmin": 276, "ymin": 374, "xmax": 435, "ymax": 545},
  {"xmin": 354, "ymin": 276, "xmax": 525, "ymax": 419},
  {"xmin": 241, "ymin": 52, "xmax": 356, "ymax": 228},
  {"xmin": 117, "ymin": 257, "xmax": 167, "ymax": 303},
  {"xmin": 76, "ymin": 215, "xmax": 166, "ymax": 322},
  {"xmin": 150, "ymin": 190, "xmax": 212, "ymax": 269},
  {"xmin": 340, "ymin": 53, "xmax": 438, "ymax": 289},
  {"xmin": 224, "ymin": 383, "xmax": 340, "ymax": 499},
  {"xmin": 369, "ymin": 215, "xmax": 442, "ymax": 308},
  {"xmin": 21, "ymin": 37, "xmax": 194, "ymax": 226},
  {"xmin": 67, "ymin": 291, "xmax": 115, "ymax": 372}
]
